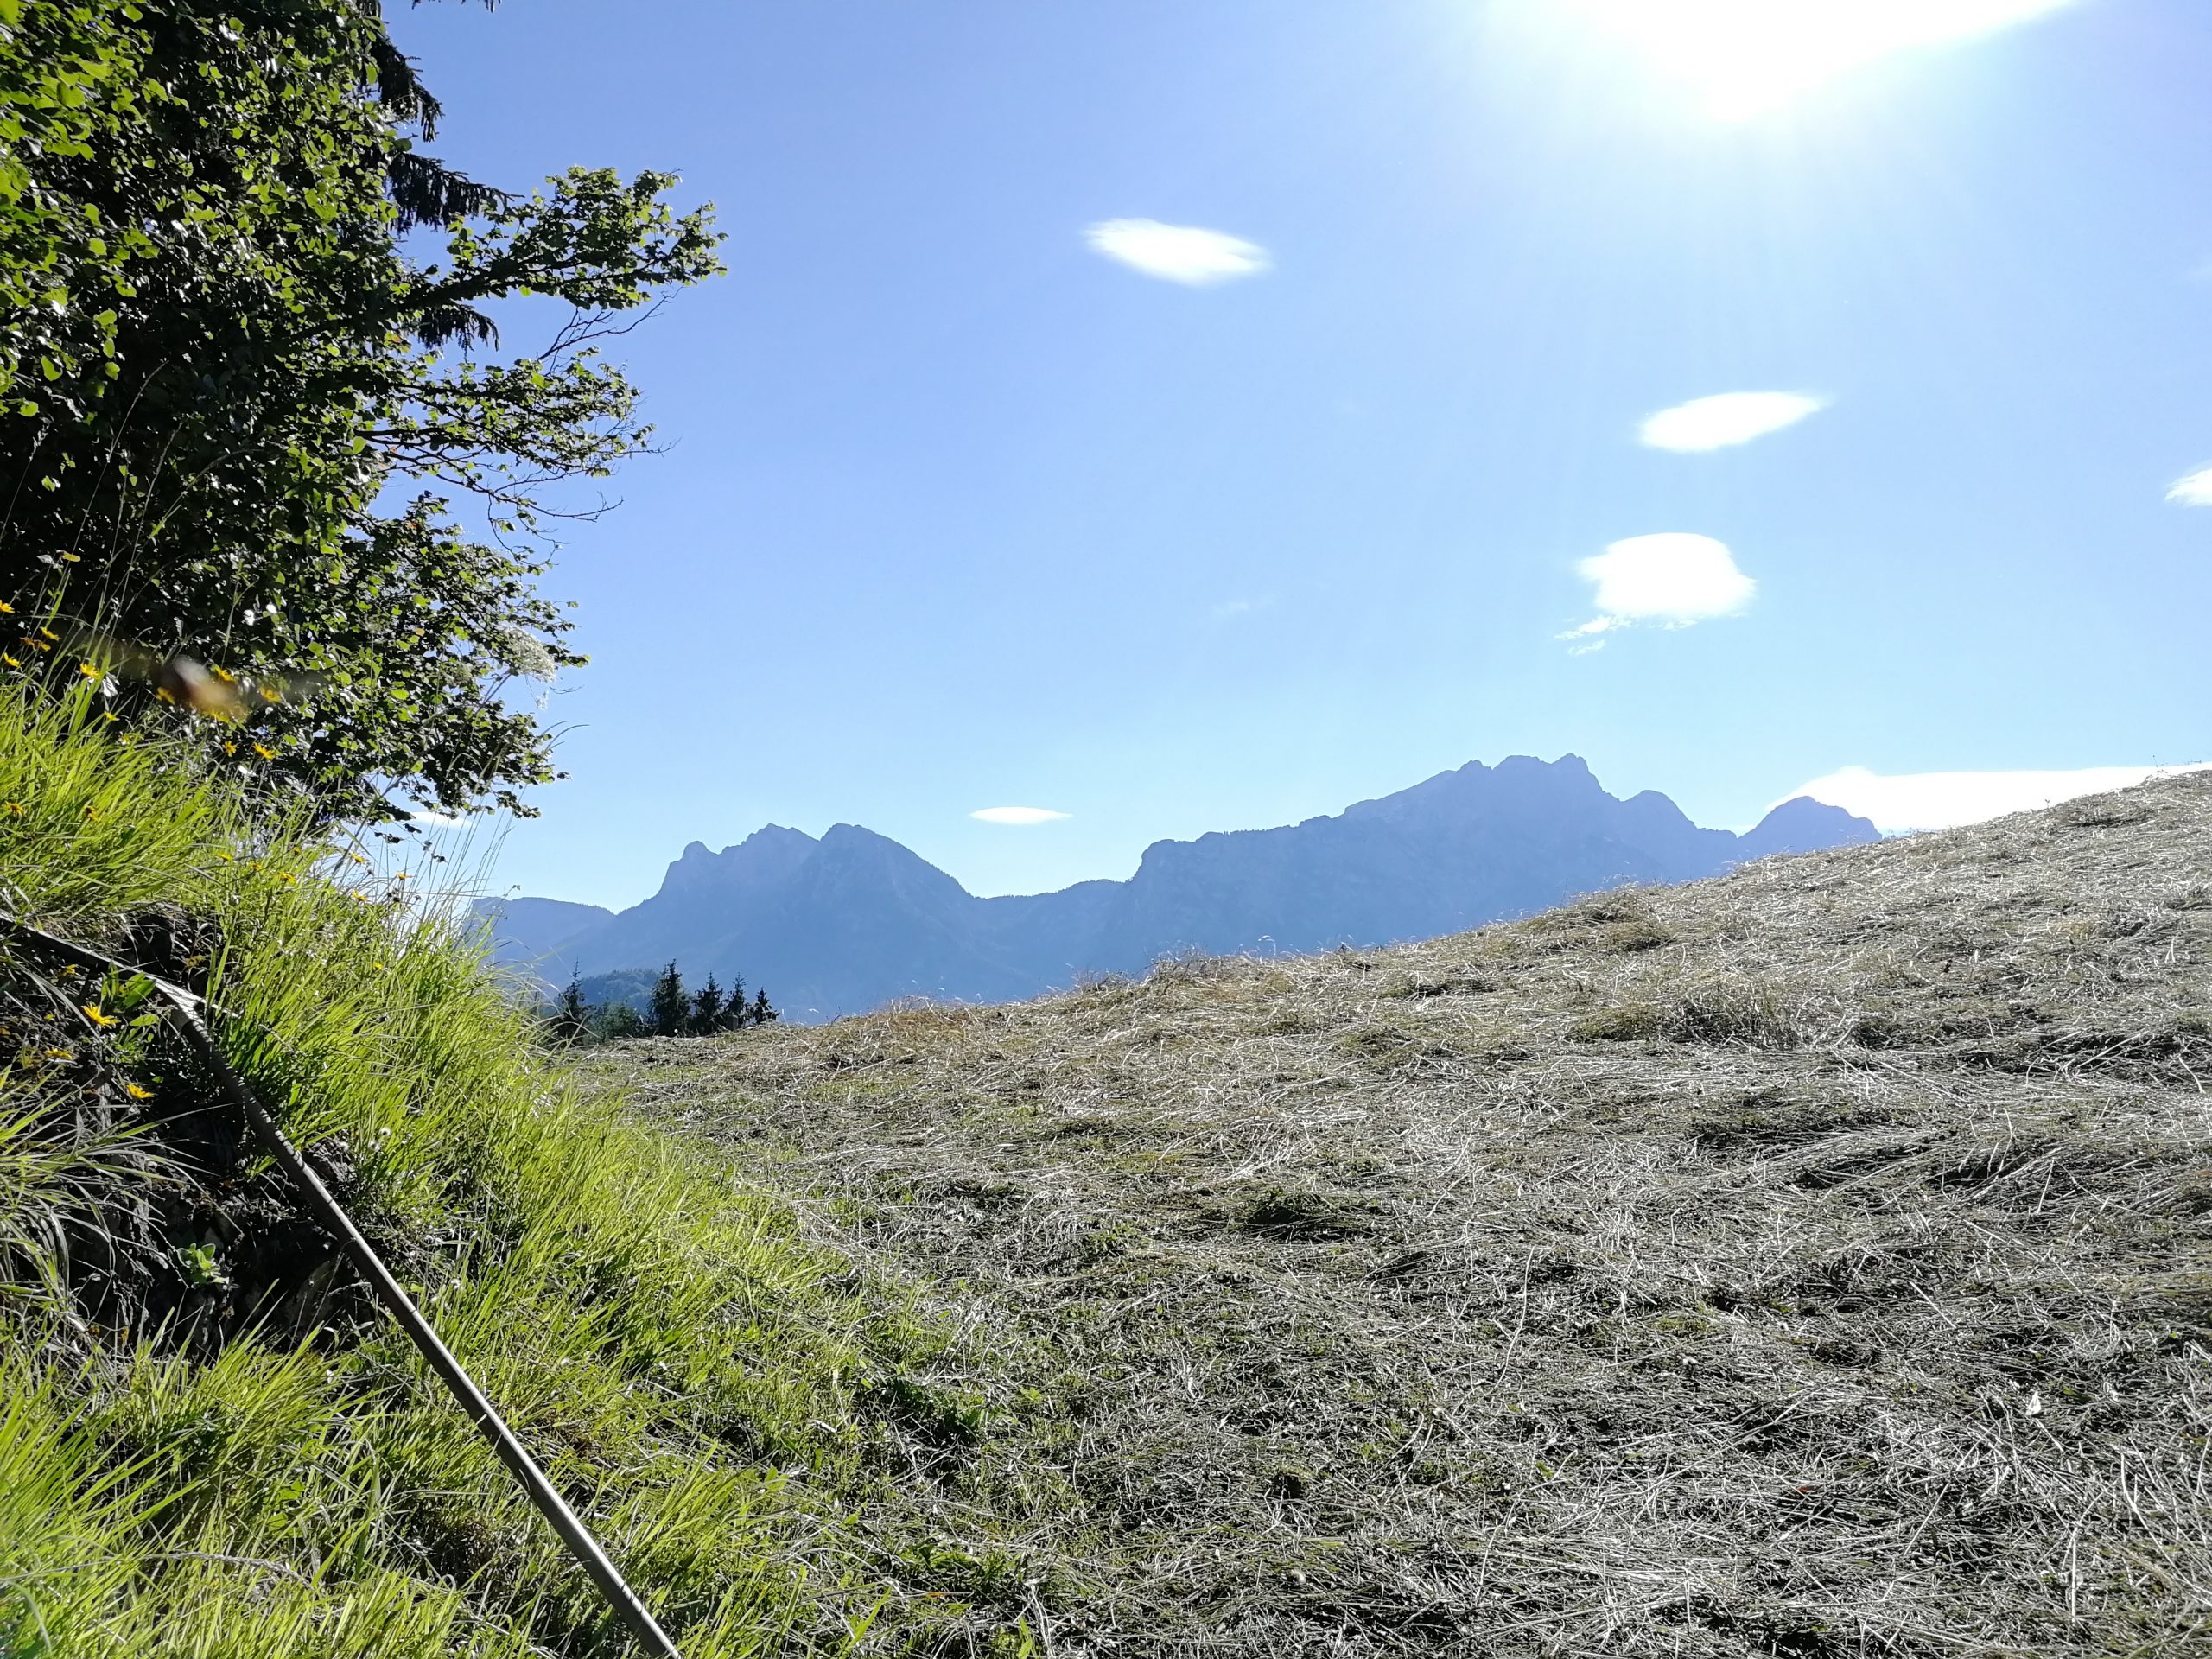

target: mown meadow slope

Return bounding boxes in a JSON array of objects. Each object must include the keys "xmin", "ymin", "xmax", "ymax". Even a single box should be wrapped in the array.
[
  {"xmin": 591, "ymin": 771, "xmax": 2211, "ymax": 1657},
  {"xmin": 3, "ymin": 688, "xmax": 2205, "ymax": 1656}
]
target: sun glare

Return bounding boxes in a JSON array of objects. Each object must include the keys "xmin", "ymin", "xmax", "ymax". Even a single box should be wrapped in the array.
[{"xmin": 1567, "ymin": 0, "xmax": 2081, "ymax": 119}]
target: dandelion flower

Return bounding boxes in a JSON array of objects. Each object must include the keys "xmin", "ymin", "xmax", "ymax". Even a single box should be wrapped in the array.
[
  {"xmin": 82, "ymin": 1004, "xmax": 118, "ymax": 1027},
  {"xmin": 126, "ymin": 1082, "xmax": 153, "ymax": 1101},
  {"xmin": 252, "ymin": 742, "xmax": 276, "ymax": 760}
]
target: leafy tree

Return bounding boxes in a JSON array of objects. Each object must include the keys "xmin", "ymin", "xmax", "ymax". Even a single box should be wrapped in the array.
[
  {"xmin": 0, "ymin": 0, "xmax": 721, "ymax": 823},
  {"xmin": 688, "ymin": 974, "xmax": 725, "ymax": 1035},
  {"xmin": 548, "ymin": 970, "xmax": 591, "ymax": 1046},
  {"xmin": 594, "ymin": 1001, "xmax": 646, "ymax": 1042},
  {"xmin": 647, "ymin": 961, "xmax": 686, "ymax": 1039}
]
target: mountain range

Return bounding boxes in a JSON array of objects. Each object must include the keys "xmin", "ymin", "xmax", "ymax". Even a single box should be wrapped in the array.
[{"xmin": 474, "ymin": 755, "xmax": 1878, "ymax": 1021}]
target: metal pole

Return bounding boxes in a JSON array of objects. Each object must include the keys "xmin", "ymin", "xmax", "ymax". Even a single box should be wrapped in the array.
[{"xmin": 0, "ymin": 912, "xmax": 683, "ymax": 1658}]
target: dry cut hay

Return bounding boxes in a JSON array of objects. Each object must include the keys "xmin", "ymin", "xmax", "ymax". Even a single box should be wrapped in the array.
[{"xmin": 585, "ymin": 772, "xmax": 2212, "ymax": 1657}]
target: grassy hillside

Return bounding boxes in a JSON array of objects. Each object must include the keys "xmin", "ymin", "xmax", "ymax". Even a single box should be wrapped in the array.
[
  {"xmin": 0, "ymin": 697, "xmax": 1033, "ymax": 1657},
  {"xmin": 586, "ymin": 772, "xmax": 2210, "ymax": 1657},
  {"xmin": 3, "ymin": 689, "xmax": 2205, "ymax": 1656}
]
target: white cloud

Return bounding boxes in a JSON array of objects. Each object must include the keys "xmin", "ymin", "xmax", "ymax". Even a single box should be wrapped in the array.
[
  {"xmin": 2165, "ymin": 466, "xmax": 2212, "ymax": 505},
  {"xmin": 1639, "ymin": 391, "xmax": 1828, "ymax": 452},
  {"xmin": 1782, "ymin": 763, "xmax": 2212, "ymax": 834},
  {"xmin": 1211, "ymin": 597, "xmax": 1274, "ymax": 620},
  {"xmin": 1084, "ymin": 219, "xmax": 1270, "ymax": 286},
  {"xmin": 1566, "ymin": 0, "xmax": 2082, "ymax": 120},
  {"xmin": 1561, "ymin": 532, "xmax": 1756, "ymax": 648},
  {"xmin": 970, "ymin": 806, "xmax": 1072, "ymax": 826}
]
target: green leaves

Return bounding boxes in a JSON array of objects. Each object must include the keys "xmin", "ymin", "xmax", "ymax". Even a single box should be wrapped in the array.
[{"xmin": 0, "ymin": 1, "xmax": 721, "ymax": 825}]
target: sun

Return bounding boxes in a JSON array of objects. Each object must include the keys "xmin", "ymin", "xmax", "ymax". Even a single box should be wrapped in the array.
[{"xmin": 1560, "ymin": 0, "xmax": 2082, "ymax": 120}]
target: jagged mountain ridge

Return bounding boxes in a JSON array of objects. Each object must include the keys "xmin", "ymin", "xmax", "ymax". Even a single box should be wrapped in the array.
[{"xmin": 476, "ymin": 755, "xmax": 1878, "ymax": 1020}]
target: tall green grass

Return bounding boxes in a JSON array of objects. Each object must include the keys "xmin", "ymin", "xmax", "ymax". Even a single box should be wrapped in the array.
[{"xmin": 0, "ymin": 693, "xmax": 985, "ymax": 1656}]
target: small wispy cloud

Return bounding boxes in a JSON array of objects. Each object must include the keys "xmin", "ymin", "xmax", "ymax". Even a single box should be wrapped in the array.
[
  {"xmin": 1211, "ymin": 596, "xmax": 1274, "ymax": 620},
  {"xmin": 2164, "ymin": 466, "xmax": 2212, "ymax": 505},
  {"xmin": 410, "ymin": 810, "xmax": 467, "ymax": 829},
  {"xmin": 1783, "ymin": 763, "xmax": 2212, "ymax": 835},
  {"xmin": 1639, "ymin": 391, "xmax": 1827, "ymax": 453},
  {"xmin": 1560, "ymin": 532, "xmax": 1756, "ymax": 651},
  {"xmin": 1084, "ymin": 219, "xmax": 1270, "ymax": 286},
  {"xmin": 970, "ymin": 806, "xmax": 1072, "ymax": 826}
]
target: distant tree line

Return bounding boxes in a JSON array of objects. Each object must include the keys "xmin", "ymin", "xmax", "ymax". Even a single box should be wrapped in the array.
[{"xmin": 544, "ymin": 962, "xmax": 777, "ymax": 1046}]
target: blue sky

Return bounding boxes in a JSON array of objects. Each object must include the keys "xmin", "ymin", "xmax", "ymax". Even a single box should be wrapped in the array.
[{"xmin": 390, "ymin": 0, "xmax": 2212, "ymax": 909}]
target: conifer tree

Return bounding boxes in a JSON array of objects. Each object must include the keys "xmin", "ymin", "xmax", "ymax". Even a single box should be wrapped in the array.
[
  {"xmin": 550, "ymin": 971, "xmax": 592, "ymax": 1046},
  {"xmin": 719, "ymin": 974, "xmax": 748, "ymax": 1031},
  {"xmin": 689, "ymin": 975, "xmax": 726, "ymax": 1036},
  {"xmin": 748, "ymin": 988, "xmax": 779, "ymax": 1027},
  {"xmin": 648, "ymin": 961, "xmax": 687, "ymax": 1038}
]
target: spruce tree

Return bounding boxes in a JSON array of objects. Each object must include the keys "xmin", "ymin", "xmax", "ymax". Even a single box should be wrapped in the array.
[
  {"xmin": 719, "ymin": 975, "xmax": 748, "ymax": 1031},
  {"xmin": 648, "ymin": 962, "xmax": 688, "ymax": 1038},
  {"xmin": 690, "ymin": 975, "xmax": 726, "ymax": 1036},
  {"xmin": 550, "ymin": 971, "xmax": 592, "ymax": 1046},
  {"xmin": 748, "ymin": 988, "xmax": 779, "ymax": 1027}
]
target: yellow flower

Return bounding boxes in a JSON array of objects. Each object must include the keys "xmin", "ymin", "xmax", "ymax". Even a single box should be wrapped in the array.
[
  {"xmin": 252, "ymin": 742, "xmax": 276, "ymax": 760},
  {"xmin": 126, "ymin": 1082, "xmax": 153, "ymax": 1101},
  {"xmin": 38, "ymin": 626, "xmax": 57, "ymax": 642},
  {"xmin": 0, "ymin": 600, "xmax": 12, "ymax": 613},
  {"xmin": 42, "ymin": 1047, "xmax": 70, "ymax": 1062},
  {"xmin": 2, "ymin": 655, "xmax": 18, "ymax": 668},
  {"xmin": 2, "ymin": 802, "xmax": 22, "ymax": 817},
  {"xmin": 82, "ymin": 1004, "xmax": 118, "ymax": 1027},
  {"xmin": 213, "ymin": 849, "xmax": 232, "ymax": 862},
  {"xmin": 77, "ymin": 663, "xmax": 99, "ymax": 679}
]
